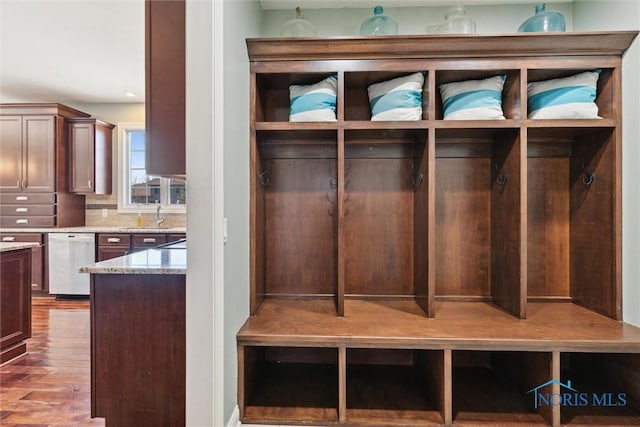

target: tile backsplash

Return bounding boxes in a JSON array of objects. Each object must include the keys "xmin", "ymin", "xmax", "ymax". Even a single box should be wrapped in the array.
[{"xmin": 85, "ymin": 194, "xmax": 186, "ymax": 228}]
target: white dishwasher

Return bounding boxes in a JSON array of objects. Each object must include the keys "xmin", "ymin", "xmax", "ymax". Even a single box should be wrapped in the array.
[{"xmin": 48, "ymin": 233, "xmax": 95, "ymax": 296}]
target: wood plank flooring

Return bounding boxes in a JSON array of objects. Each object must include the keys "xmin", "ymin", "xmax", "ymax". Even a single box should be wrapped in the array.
[{"xmin": 0, "ymin": 297, "xmax": 104, "ymax": 426}]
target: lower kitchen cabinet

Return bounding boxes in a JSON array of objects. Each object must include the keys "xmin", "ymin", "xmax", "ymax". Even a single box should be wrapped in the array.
[
  {"xmin": 0, "ymin": 247, "xmax": 31, "ymax": 363},
  {"xmin": 96, "ymin": 234, "xmax": 130, "ymax": 261},
  {"xmin": 0, "ymin": 233, "xmax": 46, "ymax": 292},
  {"xmin": 90, "ymin": 273, "xmax": 185, "ymax": 426}
]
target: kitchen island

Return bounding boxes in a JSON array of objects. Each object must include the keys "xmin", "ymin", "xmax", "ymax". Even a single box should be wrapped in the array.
[
  {"xmin": 80, "ymin": 242, "xmax": 185, "ymax": 427},
  {"xmin": 0, "ymin": 242, "xmax": 38, "ymax": 364}
]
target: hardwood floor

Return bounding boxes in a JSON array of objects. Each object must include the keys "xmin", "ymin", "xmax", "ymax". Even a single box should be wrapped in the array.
[{"xmin": 0, "ymin": 297, "xmax": 104, "ymax": 426}]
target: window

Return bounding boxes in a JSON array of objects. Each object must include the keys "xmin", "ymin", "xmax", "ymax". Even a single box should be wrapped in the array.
[{"xmin": 118, "ymin": 123, "xmax": 186, "ymax": 212}]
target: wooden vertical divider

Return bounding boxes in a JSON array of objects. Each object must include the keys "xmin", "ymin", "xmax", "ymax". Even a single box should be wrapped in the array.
[
  {"xmin": 338, "ymin": 346, "xmax": 347, "ymax": 422},
  {"xmin": 413, "ymin": 129, "xmax": 430, "ymax": 316},
  {"xmin": 551, "ymin": 351, "xmax": 561, "ymax": 427},
  {"xmin": 337, "ymin": 129, "xmax": 345, "ymax": 316}
]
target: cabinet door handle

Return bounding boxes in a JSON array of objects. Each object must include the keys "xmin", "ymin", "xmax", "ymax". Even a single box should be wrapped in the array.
[
  {"xmin": 88, "ymin": 179, "xmax": 92, "ymax": 188},
  {"xmin": 16, "ymin": 219, "xmax": 29, "ymax": 225},
  {"xmin": 107, "ymin": 238, "xmax": 121, "ymax": 243},
  {"xmin": 143, "ymin": 238, "xmax": 156, "ymax": 243},
  {"xmin": 2, "ymin": 237, "xmax": 16, "ymax": 242},
  {"xmin": 22, "ymin": 180, "xmax": 27, "ymax": 188},
  {"xmin": 16, "ymin": 196, "xmax": 28, "ymax": 201},
  {"xmin": 16, "ymin": 207, "xmax": 28, "ymax": 213},
  {"xmin": 17, "ymin": 180, "xmax": 21, "ymax": 189}
]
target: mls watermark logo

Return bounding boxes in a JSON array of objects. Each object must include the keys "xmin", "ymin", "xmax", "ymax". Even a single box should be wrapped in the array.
[{"xmin": 527, "ymin": 379, "xmax": 627, "ymax": 409}]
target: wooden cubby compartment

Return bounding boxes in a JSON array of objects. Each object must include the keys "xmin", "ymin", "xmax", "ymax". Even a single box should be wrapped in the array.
[
  {"xmin": 240, "ymin": 346, "xmax": 339, "ymax": 424},
  {"xmin": 252, "ymin": 129, "xmax": 338, "ymax": 313},
  {"xmin": 254, "ymin": 72, "xmax": 338, "ymax": 122},
  {"xmin": 527, "ymin": 127, "xmax": 618, "ymax": 318},
  {"xmin": 435, "ymin": 127, "xmax": 525, "ymax": 318},
  {"xmin": 344, "ymin": 71, "xmax": 429, "ymax": 121},
  {"xmin": 560, "ymin": 353, "xmax": 640, "ymax": 425},
  {"xmin": 527, "ymin": 68, "xmax": 615, "ymax": 120},
  {"xmin": 453, "ymin": 351, "xmax": 553, "ymax": 426},
  {"xmin": 344, "ymin": 128, "xmax": 429, "ymax": 313},
  {"xmin": 435, "ymin": 69, "xmax": 521, "ymax": 120},
  {"xmin": 346, "ymin": 348, "xmax": 445, "ymax": 425}
]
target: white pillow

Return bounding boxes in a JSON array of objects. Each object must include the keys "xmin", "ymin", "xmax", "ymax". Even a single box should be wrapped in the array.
[
  {"xmin": 289, "ymin": 75, "xmax": 338, "ymax": 122},
  {"xmin": 439, "ymin": 75, "xmax": 506, "ymax": 120},
  {"xmin": 528, "ymin": 70, "xmax": 601, "ymax": 119},
  {"xmin": 367, "ymin": 72, "xmax": 424, "ymax": 121}
]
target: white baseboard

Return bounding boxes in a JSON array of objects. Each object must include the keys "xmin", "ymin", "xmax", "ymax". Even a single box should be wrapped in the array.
[{"xmin": 226, "ymin": 405, "xmax": 240, "ymax": 427}]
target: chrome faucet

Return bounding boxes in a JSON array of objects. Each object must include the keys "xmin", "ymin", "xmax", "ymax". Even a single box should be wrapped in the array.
[{"xmin": 155, "ymin": 204, "xmax": 165, "ymax": 228}]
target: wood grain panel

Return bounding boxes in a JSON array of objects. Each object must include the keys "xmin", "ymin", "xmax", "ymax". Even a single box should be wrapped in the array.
[
  {"xmin": 528, "ymin": 157, "xmax": 570, "ymax": 297},
  {"xmin": 491, "ymin": 132, "xmax": 525, "ymax": 318},
  {"xmin": 265, "ymin": 159, "xmax": 337, "ymax": 295},
  {"xmin": 344, "ymin": 158, "xmax": 413, "ymax": 296},
  {"xmin": 570, "ymin": 130, "xmax": 617, "ymax": 318},
  {"xmin": 414, "ymin": 138, "xmax": 430, "ymax": 315},
  {"xmin": 0, "ymin": 248, "xmax": 31, "ymax": 364},
  {"xmin": 435, "ymin": 157, "xmax": 491, "ymax": 297}
]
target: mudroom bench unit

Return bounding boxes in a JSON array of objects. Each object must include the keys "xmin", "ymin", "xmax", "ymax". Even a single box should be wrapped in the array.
[{"xmin": 237, "ymin": 32, "xmax": 640, "ymax": 426}]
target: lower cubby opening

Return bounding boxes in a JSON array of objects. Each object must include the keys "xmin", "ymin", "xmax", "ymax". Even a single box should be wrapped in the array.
[
  {"xmin": 561, "ymin": 353, "xmax": 640, "ymax": 425},
  {"xmin": 241, "ymin": 346, "xmax": 338, "ymax": 424},
  {"xmin": 346, "ymin": 349, "xmax": 444, "ymax": 425},
  {"xmin": 452, "ymin": 351, "xmax": 551, "ymax": 425}
]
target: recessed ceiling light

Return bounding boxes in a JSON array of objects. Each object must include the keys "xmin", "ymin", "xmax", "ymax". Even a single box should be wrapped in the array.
[{"xmin": 125, "ymin": 92, "xmax": 136, "ymax": 97}]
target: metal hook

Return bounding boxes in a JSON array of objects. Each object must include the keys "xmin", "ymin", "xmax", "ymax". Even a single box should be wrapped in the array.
[
  {"xmin": 258, "ymin": 161, "xmax": 271, "ymax": 187},
  {"xmin": 581, "ymin": 161, "xmax": 595, "ymax": 187},
  {"xmin": 410, "ymin": 162, "xmax": 424, "ymax": 190},
  {"xmin": 494, "ymin": 162, "xmax": 508, "ymax": 188}
]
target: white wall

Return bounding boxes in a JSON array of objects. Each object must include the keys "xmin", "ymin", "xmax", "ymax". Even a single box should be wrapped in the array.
[
  {"xmin": 573, "ymin": 0, "xmax": 640, "ymax": 326},
  {"xmin": 222, "ymin": 0, "xmax": 263, "ymax": 424},
  {"xmin": 262, "ymin": 3, "xmax": 574, "ymax": 36}
]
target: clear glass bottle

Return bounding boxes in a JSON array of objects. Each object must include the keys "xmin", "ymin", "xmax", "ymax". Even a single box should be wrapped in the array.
[
  {"xmin": 359, "ymin": 6, "xmax": 398, "ymax": 36},
  {"xmin": 426, "ymin": 5, "xmax": 476, "ymax": 34},
  {"xmin": 518, "ymin": 3, "xmax": 566, "ymax": 32},
  {"xmin": 280, "ymin": 7, "xmax": 317, "ymax": 37}
]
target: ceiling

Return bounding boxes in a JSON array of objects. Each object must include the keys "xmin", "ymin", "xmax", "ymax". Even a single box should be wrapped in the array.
[{"xmin": 0, "ymin": 0, "xmax": 573, "ymax": 105}]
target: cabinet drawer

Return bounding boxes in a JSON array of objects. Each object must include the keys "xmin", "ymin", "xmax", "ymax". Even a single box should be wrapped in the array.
[
  {"xmin": 0, "ymin": 216, "xmax": 55, "ymax": 227},
  {"xmin": 0, "ymin": 193, "xmax": 55, "ymax": 204},
  {"xmin": 98, "ymin": 234, "xmax": 131, "ymax": 246},
  {"xmin": 0, "ymin": 205, "xmax": 55, "ymax": 216},
  {"xmin": 167, "ymin": 234, "xmax": 186, "ymax": 242},
  {"xmin": 132, "ymin": 234, "xmax": 167, "ymax": 248},
  {"xmin": 0, "ymin": 233, "xmax": 44, "ymax": 243}
]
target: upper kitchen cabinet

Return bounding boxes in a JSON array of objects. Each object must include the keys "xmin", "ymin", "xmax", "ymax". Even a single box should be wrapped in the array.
[
  {"xmin": 69, "ymin": 118, "xmax": 115, "ymax": 195},
  {"xmin": 0, "ymin": 104, "xmax": 90, "ymax": 228},
  {"xmin": 145, "ymin": 0, "xmax": 185, "ymax": 177}
]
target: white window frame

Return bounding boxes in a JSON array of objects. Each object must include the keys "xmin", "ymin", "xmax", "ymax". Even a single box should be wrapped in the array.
[{"xmin": 117, "ymin": 122, "xmax": 186, "ymax": 213}]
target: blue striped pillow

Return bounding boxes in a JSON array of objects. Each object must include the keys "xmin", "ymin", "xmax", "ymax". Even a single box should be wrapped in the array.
[
  {"xmin": 289, "ymin": 75, "xmax": 337, "ymax": 122},
  {"xmin": 367, "ymin": 72, "xmax": 424, "ymax": 121},
  {"xmin": 439, "ymin": 75, "xmax": 506, "ymax": 120},
  {"xmin": 528, "ymin": 70, "xmax": 601, "ymax": 119}
]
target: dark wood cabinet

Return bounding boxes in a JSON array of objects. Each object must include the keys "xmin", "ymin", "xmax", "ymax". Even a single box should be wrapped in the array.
[
  {"xmin": 69, "ymin": 118, "xmax": 115, "ymax": 194},
  {"xmin": 91, "ymin": 273, "xmax": 185, "ymax": 426},
  {"xmin": 0, "ymin": 247, "xmax": 32, "ymax": 363},
  {"xmin": 0, "ymin": 115, "xmax": 55, "ymax": 193},
  {"xmin": 237, "ymin": 33, "xmax": 640, "ymax": 426},
  {"xmin": 0, "ymin": 104, "xmax": 91, "ymax": 228},
  {"xmin": 96, "ymin": 234, "xmax": 131, "ymax": 261},
  {"xmin": 0, "ymin": 233, "xmax": 46, "ymax": 292},
  {"xmin": 145, "ymin": 0, "xmax": 185, "ymax": 176},
  {"xmin": 131, "ymin": 233, "xmax": 168, "ymax": 251}
]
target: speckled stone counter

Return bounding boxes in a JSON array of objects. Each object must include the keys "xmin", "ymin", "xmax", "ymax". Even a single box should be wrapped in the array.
[
  {"xmin": 0, "ymin": 242, "xmax": 39, "ymax": 252},
  {"xmin": 80, "ymin": 247, "xmax": 186, "ymax": 275}
]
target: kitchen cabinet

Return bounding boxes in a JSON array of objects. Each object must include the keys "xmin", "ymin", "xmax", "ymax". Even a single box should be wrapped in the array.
[
  {"xmin": 237, "ymin": 32, "xmax": 640, "ymax": 426},
  {"xmin": 145, "ymin": 0, "xmax": 185, "ymax": 176},
  {"xmin": 97, "ymin": 234, "xmax": 131, "ymax": 262},
  {"xmin": 69, "ymin": 118, "xmax": 115, "ymax": 194},
  {"xmin": 0, "ymin": 246, "xmax": 31, "ymax": 363},
  {"xmin": 0, "ymin": 104, "xmax": 91, "ymax": 228},
  {"xmin": 0, "ymin": 233, "xmax": 46, "ymax": 292},
  {"xmin": 131, "ymin": 233, "xmax": 168, "ymax": 252}
]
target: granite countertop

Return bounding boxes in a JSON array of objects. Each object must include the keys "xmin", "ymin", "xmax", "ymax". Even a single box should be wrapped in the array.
[
  {"xmin": 0, "ymin": 226, "xmax": 186, "ymax": 233},
  {"xmin": 80, "ymin": 246, "xmax": 186, "ymax": 275},
  {"xmin": 0, "ymin": 242, "xmax": 40, "ymax": 253}
]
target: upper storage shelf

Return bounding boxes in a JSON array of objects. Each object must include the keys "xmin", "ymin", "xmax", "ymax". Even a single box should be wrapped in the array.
[{"xmin": 247, "ymin": 32, "xmax": 637, "ymax": 61}]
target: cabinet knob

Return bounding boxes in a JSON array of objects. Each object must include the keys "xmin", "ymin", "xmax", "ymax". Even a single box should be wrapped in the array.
[
  {"xmin": 15, "ymin": 207, "xmax": 28, "ymax": 213},
  {"xmin": 16, "ymin": 219, "xmax": 29, "ymax": 225},
  {"xmin": 16, "ymin": 196, "xmax": 28, "ymax": 201},
  {"xmin": 2, "ymin": 237, "xmax": 16, "ymax": 242},
  {"xmin": 107, "ymin": 238, "xmax": 121, "ymax": 243}
]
